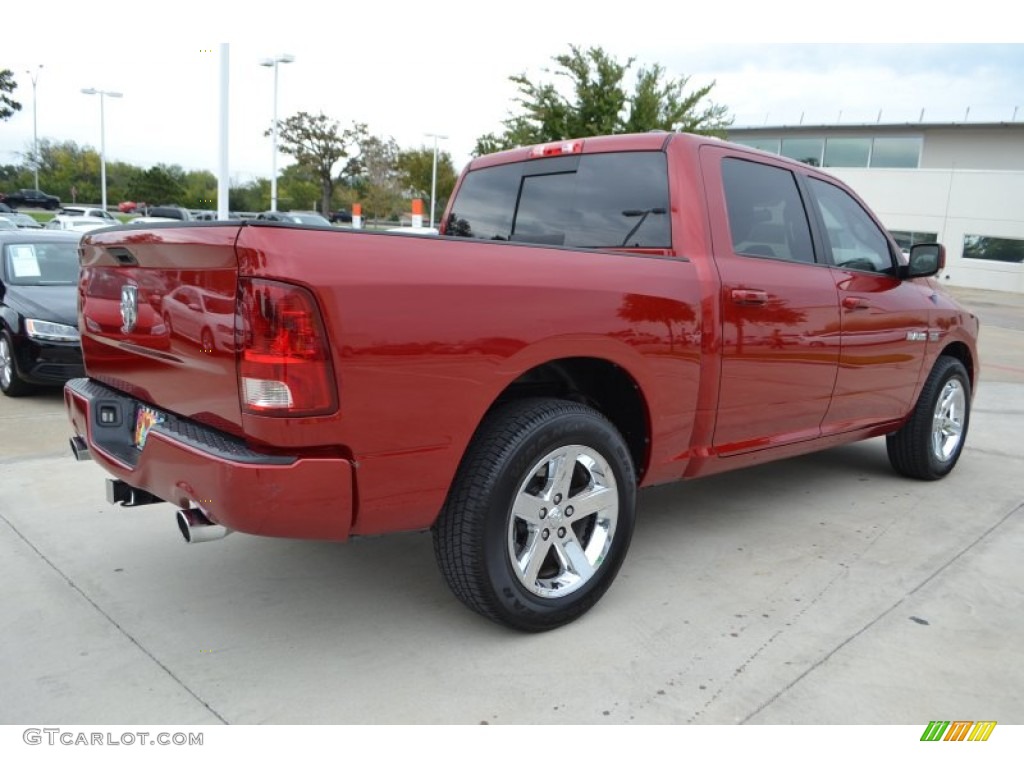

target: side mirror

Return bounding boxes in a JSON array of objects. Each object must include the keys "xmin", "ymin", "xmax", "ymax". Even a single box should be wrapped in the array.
[{"xmin": 905, "ymin": 243, "xmax": 945, "ymax": 279}]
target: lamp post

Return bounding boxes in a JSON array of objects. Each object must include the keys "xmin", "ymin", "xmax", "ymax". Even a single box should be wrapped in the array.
[
  {"xmin": 26, "ymin": 65, "xmax": 42, "ymax": 191},
  {"xmin": 259, "ymin": 54, "xmax": 295, "ymax": 212},
  {"xmin": 80, "ymin": 88, "xmax": 122, "ymax": 211},
  {"xmin": 424, "ymin": 132, "xmax": 448, "ymax": 229}
]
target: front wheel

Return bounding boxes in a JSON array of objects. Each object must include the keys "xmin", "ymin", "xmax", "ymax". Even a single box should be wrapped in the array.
[
  {"xmin": 433, "ymin": 399, "xmax": 636, "ymax": 631},
  {"xmin": 0, "ymin": 331, "xmax": 34, "ymax": 397},
  {"xmin": 887, "ymin": 356, "xmax": 971, "ymax": 480}
]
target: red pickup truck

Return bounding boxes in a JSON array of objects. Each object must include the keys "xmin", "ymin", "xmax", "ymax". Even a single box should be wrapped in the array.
[{"xmin": 65, "ymin": 132, "xmax": 979, "ymax": 631}]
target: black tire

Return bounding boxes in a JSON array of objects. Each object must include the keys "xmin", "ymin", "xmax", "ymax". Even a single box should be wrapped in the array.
[
  {"xmin": 0, "ymin": 330, "xmax": 34, "ymax": 397},
  {"xmin": 433, "ymin": 398, "xmax": 636, "ymax": 632},
  {"xmin": 887, "ymin": 356, "xmax": 971, "ymax": 480}
]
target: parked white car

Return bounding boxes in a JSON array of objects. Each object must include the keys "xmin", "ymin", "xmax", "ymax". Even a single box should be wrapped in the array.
[
  {"xmin": 44, "ymin": 215, "xmax": 114, "ymax": 233},
  {"xmin": 59, "ymin": 206, "xmax": 119, "ymax": 224}
]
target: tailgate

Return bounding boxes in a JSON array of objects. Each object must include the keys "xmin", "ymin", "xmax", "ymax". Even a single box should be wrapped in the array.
[{"xmin": 79, "ymin": 224, "xmax": 245, "ymax": 434}]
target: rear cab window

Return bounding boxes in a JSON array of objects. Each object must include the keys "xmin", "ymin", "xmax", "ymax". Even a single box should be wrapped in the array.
[{"xmin": 446, "ymin": 151, "xmax": 671, "ymax": 249}]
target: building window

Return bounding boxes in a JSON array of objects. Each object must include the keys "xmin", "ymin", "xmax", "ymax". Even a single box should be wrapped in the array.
[
  {"xmin": 963, "ymin": 234, "xmax": 1024, "ymax": 263},
  {"xmin": 734, "ymin": 138, "xmax": 781, "ymax": 154},
  {"xmin": 824, "ymin": 138, "xmax": 871, "ymax": 168},
  {"xmin": 870, "ymin": 137, "xmax": 921, "ymax": 168},
  {"xmin": 889, "ymin": 230, "xmax": 938, "ymax": 251},
  {"xmin": 780, "ymin": 138, "xmax": 823, "ymax": 167}
]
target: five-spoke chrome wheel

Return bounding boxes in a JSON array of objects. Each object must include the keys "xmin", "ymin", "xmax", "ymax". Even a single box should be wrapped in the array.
[
  {"xmin": 931, "ymin": 377, "xmax": 966, "ymax": 462},
  {"xmin": 507, "ymin": 444, "xmax": 618, "ymax": 599}
]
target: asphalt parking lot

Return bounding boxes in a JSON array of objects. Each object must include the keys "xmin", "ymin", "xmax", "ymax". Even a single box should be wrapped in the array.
[{"xmin": 1, "ymin": 285, "xmax": 1022, "ymax": 726}]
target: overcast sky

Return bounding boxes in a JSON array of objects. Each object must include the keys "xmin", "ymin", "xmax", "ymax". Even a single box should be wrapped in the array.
[{"xmin": 3, "ymin": 2, "xmax": 1021, "ymax": 188}]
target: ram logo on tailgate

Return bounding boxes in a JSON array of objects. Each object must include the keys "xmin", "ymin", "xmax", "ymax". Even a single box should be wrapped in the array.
[{"xmin": 119, "ymin": 285, "xmax": 138, "ymax": 332}]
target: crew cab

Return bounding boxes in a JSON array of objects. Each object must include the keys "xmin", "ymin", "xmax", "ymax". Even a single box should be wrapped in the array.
[{"xmin": 64, "ymin": 132, "xmax": 980, "ymax": 631}]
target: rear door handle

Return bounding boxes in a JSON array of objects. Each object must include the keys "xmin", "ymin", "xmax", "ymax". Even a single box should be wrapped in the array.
[
  {"xmin": 731, "ymin": 289, "xmax": 768, "ymax": 306},
  {"xmin": 842, "ymin": 296, "xmax": 870, "ymax": 310}
]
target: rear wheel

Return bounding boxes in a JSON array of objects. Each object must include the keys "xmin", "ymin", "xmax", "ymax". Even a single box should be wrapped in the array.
[
  {"xmin": 433, "ymin": 398, "xmax": 636, "ymax": 631},
  {"xmin": 887, "ymin": 356, "xmax": 971, "ymax": 480},
  {"xmin": 0, "ymin": 331, "xmax": 34, "ymax": 397}
]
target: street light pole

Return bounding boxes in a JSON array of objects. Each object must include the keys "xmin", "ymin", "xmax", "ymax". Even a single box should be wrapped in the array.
[
  {"xmin": 424, "ymin": 132, "xmax": 448, "ymax": 229},
  {"xmin": 26, "ymin": 65, "xmax": 43, "ymax": 191},
  {"xmin": 259, "ymin": 54, "xmax": 295, "ymax": 212},
  {"xmin": 81, "ymin": 88, "xmax": 123, "ymax": 211}
]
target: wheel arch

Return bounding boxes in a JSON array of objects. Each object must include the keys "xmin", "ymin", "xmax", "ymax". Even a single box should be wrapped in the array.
[
  {"xmin": 482, "ymin": 356, "xmax": 651, "ymax": 483},
  {"xmin": 938, "ymin": 341, "xmax": 976, "ymax": 391}
]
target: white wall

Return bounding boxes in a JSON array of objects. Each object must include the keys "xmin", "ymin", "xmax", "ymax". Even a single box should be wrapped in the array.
[{"xmin": 830, "ymin": 168, "xmax": 1024, "ymax": 293}]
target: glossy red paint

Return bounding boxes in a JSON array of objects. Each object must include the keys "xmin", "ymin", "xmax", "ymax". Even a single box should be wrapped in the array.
[{"xmin": 68, "ymin": 134, "xmax": 980, "ymax": 542}]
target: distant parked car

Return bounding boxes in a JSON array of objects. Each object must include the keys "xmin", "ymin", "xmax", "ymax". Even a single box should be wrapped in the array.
[
  {"xmin": 118, "ymin": 201, "xmax": 139, "ymax": 213},
  {"xmin": 0, "ymin": 212, "xmax": 44, "ymax": 229},
  {"xmin": 145, "ymin": 205, "xmax": 193, "ymax": 221},
  {"xmin": 256, "ymin": 210, "xmax": 332, "ymax": 226},
  {"xmin": 330, "ymin": 209, "xmax": 353, "ymax": 224},
  {"xmin": 44, "ymin": 215, "xmax": 113, "ymax": 233},
  {"xmin": 0, "ymin": 229, "xmax": 84, "ymax": 396},
  {"xmin": 60, "ymin": 206, "xmax": 119, "ymax": 224},
  {"xmin": 1, "ymin": 189, "xmax": 61, "ymax": 210}
]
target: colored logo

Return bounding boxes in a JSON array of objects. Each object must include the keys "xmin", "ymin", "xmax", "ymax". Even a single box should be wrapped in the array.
[{"xmin": 921, "ymin": 721, "xmax": 996, "ymax": 741}]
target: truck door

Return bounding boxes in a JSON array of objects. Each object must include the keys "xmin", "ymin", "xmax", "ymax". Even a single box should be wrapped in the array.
[
  {"xmin": 803, "ymin": 176, "xmax": 930, "ymax": 430},
  {"xmin": 701, "ymin": 148, "xmax": 841, "ymax": 454}
]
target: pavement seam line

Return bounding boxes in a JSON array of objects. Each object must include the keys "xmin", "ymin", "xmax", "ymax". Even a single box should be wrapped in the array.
[
  {"xmin": 740, "ymin": 498, "xmax": 1024, "ymax": 724},
  {"xmin": 0, "ymin": 512, "xmax": 230, "ymax": 725}
]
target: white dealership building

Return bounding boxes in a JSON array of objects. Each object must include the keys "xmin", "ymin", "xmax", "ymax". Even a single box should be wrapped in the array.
[{"xmin": 726, "ymin": 121, "xmax": 1024, "ymax": 294}]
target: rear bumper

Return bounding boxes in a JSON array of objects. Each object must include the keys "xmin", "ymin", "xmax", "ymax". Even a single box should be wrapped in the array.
[{"xmin": 64, "ymin": 378, "xmax": 354, "ymax": 540}]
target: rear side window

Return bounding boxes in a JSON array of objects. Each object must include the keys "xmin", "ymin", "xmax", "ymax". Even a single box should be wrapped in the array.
[
  {"xmin": 721, "ymin": 157, "xmax": 815, "ymax": 263},
  {"xmin": 447, "ymin": 152, "xmax": 670, "ymax": 248}
]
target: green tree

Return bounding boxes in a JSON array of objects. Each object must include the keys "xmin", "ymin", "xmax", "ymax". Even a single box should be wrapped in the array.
[
  {"xmin": 127, "ymin": 165, "xmax": 185, "ymax": 205},
  {"xmin": 346, "ymin": 133, "xmax": 403, "ymax": 222},
  {"xmin": 396, "ymin": 147, "xmax": 458, "ymax": 216},
  {"xmin": 1, "ymin": 69, "xmax": 22, "ymax": 122},
  {"xmin": 229, "ymin": 177, "xmax": 270, "ymax": 213},
  {"xmin": 269, "ymin": 112, "xmax": 367, "ymax": 215},
  {"xmin": 475, "ymin": 45, "xmax": 731, "ymax": 154},
  {"xmin": 277, "ymin": 164, "xmax": 320, "ymax": 211}
]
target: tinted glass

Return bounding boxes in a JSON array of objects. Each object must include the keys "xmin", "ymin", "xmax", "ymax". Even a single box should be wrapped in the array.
[
  {"xmin": 870, "ymin": 137, "xmax": 921, "ymax": 168},
  {"xmin": 734, "ymin": 138, "xmax": 780, "ymax": 153},
  {"xmin": 721, "ymin": 158, "xmax": 815, "ymax": 264},
  {"xmin": 963, "ymin": 234, "xmax": 1024, "ymax": 263},
  {"xmin": 824, "ymin": 138, "xmax": 871, "ymax": 168},
  {"xmin": 448, "ymin": 152, "xmax": 670, "ymax": 248},
  {"xmin": 780, "ymin": 138, "xmax": 823, "ymax": 167},
  {"xmin": 808, "ymin": 178, "xmax": 894, "ymax": 272}
]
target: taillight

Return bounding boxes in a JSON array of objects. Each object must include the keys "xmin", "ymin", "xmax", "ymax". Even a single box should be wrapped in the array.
[
  {"xmin": 237, "ymin": 278, "xmax": 337, "ymax": 416},
  {"xmin": 529, "ymin": 140, "xmax": 584, "ymax": 158}
]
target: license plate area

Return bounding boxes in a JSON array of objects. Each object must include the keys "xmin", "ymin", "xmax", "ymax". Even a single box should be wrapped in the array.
[{"xmin": 134, "ymin": 405, "xmax": 167, "ymax": 450}]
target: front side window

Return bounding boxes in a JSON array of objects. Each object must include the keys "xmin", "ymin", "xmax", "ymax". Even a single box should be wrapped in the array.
[
  {"xmin": 808, "ymin": 178, "xmax": 894, "ymax": 272},
  {"xmin": 447, "ymin": 152, "xmax": 670, "ymax": 249},
  {"xmin": 721, "ymin": 157, "xmax": 816, "ymax": 264}
]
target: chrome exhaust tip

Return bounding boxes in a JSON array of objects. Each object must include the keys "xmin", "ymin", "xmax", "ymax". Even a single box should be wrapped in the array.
[
  {"xmin": 70, "ymin": 435, "xmax": 92, "ymax": 462},
  {"xmin": 176, "ymin": 508, "xmax": 231, "ymax": 544}
]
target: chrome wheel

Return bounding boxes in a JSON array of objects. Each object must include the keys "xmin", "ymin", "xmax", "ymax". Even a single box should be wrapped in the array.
[
  {"xmin": 507, "ymin": 444, "xmax": 619, "ymax": 599},
  {"xmin": 931, "ymin": 378, "xmax": 966, "ymax": 462}
]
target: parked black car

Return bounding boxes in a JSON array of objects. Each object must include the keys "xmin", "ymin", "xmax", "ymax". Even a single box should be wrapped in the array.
[
  {"xmin": 330, "ymin": 209, "xmax": 353, "ymax": 223},
  {"xmin": 1, "ymin": 189, "xmax": 62, "ymax": 210},
  {"xmin": 0, "ymin": 230, "xmax": 84, "ymax": 396}
]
